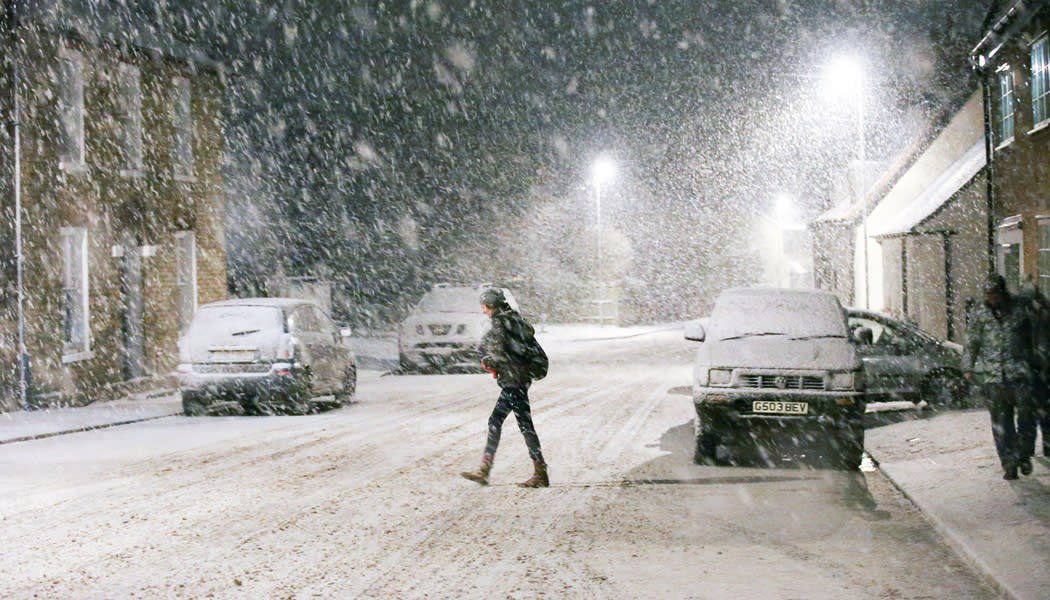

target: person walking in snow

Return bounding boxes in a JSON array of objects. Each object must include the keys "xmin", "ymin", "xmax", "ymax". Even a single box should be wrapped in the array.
[
  {"xmin": 963, "ymin": 273, "xmax": 1039, "ymax": 480},
  {"xmin": 460, "ymin": 288, "xmax": 549, "ymax": 488},
  {"xmin": 1016, "ymin": 275, "xmax": 1050, "ymax": 458}
]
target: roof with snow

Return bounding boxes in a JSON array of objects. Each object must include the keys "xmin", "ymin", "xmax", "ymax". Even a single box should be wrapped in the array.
[{"xmin": 871, "ymin": 141, "xmax": 985, "ymax": 237}]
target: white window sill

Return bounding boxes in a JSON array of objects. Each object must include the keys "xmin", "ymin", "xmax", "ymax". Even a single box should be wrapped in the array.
[
  {"xmin": 996, "ymin": 136, "xmax": 1015, "ymax": 151},
  {"xmin": 119, "ymin": 168, "xmax": 146, "ymax": 179},
  {"xmin": 62, "ymin": 350, "xmax": 95, "ymax": 364},
  {"xmin": 172, "ymin": 172, "xmax": 197, "ymax": 183},
  {"xmin": 1027, "ymin": 120, "xmax": 1050, "ymax": 135},
  {"xmin": 59, "ymin": 160, "xmax": 88, "ymax": 174}
]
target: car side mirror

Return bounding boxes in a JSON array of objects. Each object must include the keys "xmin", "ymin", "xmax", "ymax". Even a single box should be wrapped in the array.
[
  {"xmin": 853, "ymin": 326, "xmax": 873, "ymax": 345},
  {"xmin": 684, "ymin": 320, "xmax": 706, "ymax": 342}
]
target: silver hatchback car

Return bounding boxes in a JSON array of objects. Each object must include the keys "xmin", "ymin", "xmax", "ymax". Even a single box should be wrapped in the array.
[
  {"xmin": 846, "ymin": 308, "xmax": 968, "ymax": 408},
  {"xmin": 177, "ymin": 298, "xmax": 357, "ymax": 415}
]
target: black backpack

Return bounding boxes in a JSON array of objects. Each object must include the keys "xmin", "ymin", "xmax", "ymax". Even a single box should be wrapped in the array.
[
  {"xmin": 504, "ymin": 316, "xmax": 548, "ymax": 381},
  {"xmin": 519, "ymin": 334, "xmax": 549, "ymax": 380}
]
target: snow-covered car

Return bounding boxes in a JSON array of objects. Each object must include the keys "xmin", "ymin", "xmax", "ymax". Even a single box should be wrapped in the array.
[
  {"xmin": 846, "ymin": 308, "xmax": 968, "ymax": 408},
  {"xmin": 176, "ymin": 298, "xmax": 357, "ymax": 416},
  {"xmin": 685, "ymin": 288, "xmax": 866, "ymax": 469},
  {"xmin": 398, "ymin": 283, "xmax": 518, "ymax": 373}
]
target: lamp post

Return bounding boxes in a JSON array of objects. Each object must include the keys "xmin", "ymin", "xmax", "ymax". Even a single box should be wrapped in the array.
[
  {"xmin": 823, "ymin": 56, "xmax": 867, "ymax": 308},
  {"xmin": 591, "ymin": 156, "xmax": 615, "ymax": 325}
]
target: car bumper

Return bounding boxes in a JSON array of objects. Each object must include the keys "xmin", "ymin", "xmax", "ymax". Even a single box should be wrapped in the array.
[
  {"xmin": 399, "ymin": 342, "xmax": 481, "ymax": 368},
  {"xmin": 694, "ymin": 389, "xmax": 866, "ymax": 426},
  {"xmin": 177, "ymin": 362, "xmax": 307, "ymax": 398}
]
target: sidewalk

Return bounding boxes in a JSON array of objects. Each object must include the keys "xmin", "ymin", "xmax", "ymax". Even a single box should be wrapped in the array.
[
  {"xmin": 0, "ymin": 389, "xmax": 182, "ymax": 445},
  {"xmin": 865, "ymin": 409, "xmax": 1050, "ymax": 600}
]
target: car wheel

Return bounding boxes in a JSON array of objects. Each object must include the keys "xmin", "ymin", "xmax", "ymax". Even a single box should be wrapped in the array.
[
  {"xmin": 182, "ymin": 391, "xmax": 208, "ymax": 416},
  {"xmin": 833, "ymin": 423, "xmax": 865, "ymax": 471},
  {"xmin": 399, "ymin": 353, "xmax": 417, "ymax": 373},
  {"xmin": 283, "ymin": 371, "xmax": 314, "ymax": 415},
  {"xmin": 693, "ymin": 412, "xmax": 726, "ymax": 465},
  {"xmin": 921, "ymin": 372, "xmax": 969, "ymax": 409},
  {"xmin": 333, "ymin": 365, "xmax": 357, "ymax": 406}
]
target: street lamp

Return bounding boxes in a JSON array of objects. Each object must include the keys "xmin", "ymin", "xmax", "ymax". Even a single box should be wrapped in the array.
[
  {"xmin": 591, "ymin": 156, "xmax": 615, "ymax": 325},
  {"xmin": 822, "ymin": 56, "xmax": 868, "ymax": 308}
]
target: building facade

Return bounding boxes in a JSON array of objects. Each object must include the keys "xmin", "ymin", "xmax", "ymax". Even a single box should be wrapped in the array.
[
  {"xmin": 0, "ymin": 2, "xmax": 226, "ymax": 410},
  {"xmin": 972, "ymin": 0, "xmax": 1050, "ymax": 297}
]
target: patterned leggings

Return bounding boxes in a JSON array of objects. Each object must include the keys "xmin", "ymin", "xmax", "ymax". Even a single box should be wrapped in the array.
[{"xmin": 484, "ymin": 384, "xmax": 544, "ymax": 462}]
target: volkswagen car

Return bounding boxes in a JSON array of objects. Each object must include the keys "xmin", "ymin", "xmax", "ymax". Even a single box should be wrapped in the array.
[{"xmin": 177, "ymin": 298, "xmax": 357, "ymax": 416}]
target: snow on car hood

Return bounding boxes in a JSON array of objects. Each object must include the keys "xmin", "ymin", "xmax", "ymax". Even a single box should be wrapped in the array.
[{"xmin": 695, "ymin": 336, "xmax": 860, "ymax": 371}]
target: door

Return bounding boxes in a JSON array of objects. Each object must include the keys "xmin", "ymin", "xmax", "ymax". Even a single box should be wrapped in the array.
[
  {"xmin": 120, "ymin": 243, "xmax": 145, "ymax": 380},
  {"xmin": 848, "ymin": 314, "xmax": 923, "ymax": 402}
]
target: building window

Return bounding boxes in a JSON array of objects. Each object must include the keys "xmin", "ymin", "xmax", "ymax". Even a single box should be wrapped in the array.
[
  {"xmin": 1032, "ymin": 36, "xmax": 1050, "ymax": 126},
  {"xmin": 58, "ymin": 49, "xmax": 85, "ymax": 170},
  {"xmin": 61, "ymin": 227, "xmax": 91, "ymax": 358},
  {"xmin": 175, "ymin": 231, "xmax": 197, "ymax": 332},
  {"xmin": 1039, "ymin": 220, "xmax": 1050, "ymax": 298},
  {"xmin": 118, "ymin": 63, "xmax": 144, "ymax": 172},
  {"xmin": 998, "ymin": 218, "xmax": 1024, "ymax": 293},
  {"xmin": 998, "ymin": 68, "xmax": 1015, "ymax": 143},
  {"xmin": 172, "ymin": 77, "xmax": 194, "ymax": 178}
]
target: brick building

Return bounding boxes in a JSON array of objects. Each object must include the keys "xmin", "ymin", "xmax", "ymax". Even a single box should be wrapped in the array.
[{"xmin": 0, "ymin": 1, "xmax": 226, "ymax": 410}]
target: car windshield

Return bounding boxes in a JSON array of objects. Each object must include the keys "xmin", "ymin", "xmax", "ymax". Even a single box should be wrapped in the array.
[
  {"xmin": 709, "ymin": 292, "xmax": 848, "ymax": 341},
  {"xmin": 415, "ymin": 288, "xmax": 483, "ymax": 314},
  {"xmin": 185, "ymin": 305, "xmax": 285, "ymax": 340}
]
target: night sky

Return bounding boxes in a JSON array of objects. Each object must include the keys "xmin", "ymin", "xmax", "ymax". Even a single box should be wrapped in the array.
[{"xmin": 174, "ymin": 0, "xmax": 988, "ymax": 325}]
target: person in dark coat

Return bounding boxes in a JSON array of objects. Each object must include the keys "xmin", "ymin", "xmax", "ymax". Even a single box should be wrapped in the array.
[
  {"xmin": 460, "ymin": 288, "xmax": 549, "ymax": 488},
  {"xmin": 963, "ymin": 273, "xmax": 1039, "ymax": 480},
  {"xmin": 1017, "ymin": 276, "xmax": 1050, "ymax": 457}
]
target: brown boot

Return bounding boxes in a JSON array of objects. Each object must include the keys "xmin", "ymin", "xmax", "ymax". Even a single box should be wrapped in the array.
[
  {"xmin": 460, "ymin": 454, "xmax": 494, "ymax": 485},
  {"xmin": 518, "ymin": 459, "xmax": 549, "ymax": 488}
]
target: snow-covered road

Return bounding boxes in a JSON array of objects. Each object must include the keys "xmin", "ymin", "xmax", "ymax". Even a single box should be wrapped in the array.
[{"xmin": 0, "ymin": 328, "xmax": 996, "ymax": 599}]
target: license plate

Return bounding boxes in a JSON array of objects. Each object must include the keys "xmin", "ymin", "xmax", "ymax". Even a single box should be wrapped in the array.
[{"xmin": 752, "ymin": 400, "xmax": 808, "ymax": 415}]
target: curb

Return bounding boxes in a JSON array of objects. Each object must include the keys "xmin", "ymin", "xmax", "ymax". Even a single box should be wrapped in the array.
[
  {"xmin": 869, "ymin": 452, "xmax": 1020, "ymax": 600},
  {"xmin": 0, "ymin": 412, "xmax": 183, "ymax": 446}
]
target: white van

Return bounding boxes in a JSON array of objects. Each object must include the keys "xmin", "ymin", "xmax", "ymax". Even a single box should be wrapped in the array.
[{"xmin": 684, "ymin": 288, "xmax": 866, "ymax": 469}]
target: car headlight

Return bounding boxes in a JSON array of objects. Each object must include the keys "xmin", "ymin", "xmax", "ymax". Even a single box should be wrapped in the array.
[
  {"xmin": 708, "ymin": 368, "xmax": 732, "ymax": 386},
  {"xmin": 828, "ymin": 371, "xmax": 854, "ymax": 390}
]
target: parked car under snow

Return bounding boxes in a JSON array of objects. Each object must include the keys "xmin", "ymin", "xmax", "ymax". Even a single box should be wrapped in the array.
[
  {"xmin": 685, "ymin": 288, "xmax": 866, "ymax": 469},
  {"xmin": 398, "ymin": 283, "xmax": 518, "ymax": 373},
  {"xmin": 177, "ymin": 298, "xmax": 357, "ymax": 416},
  {"xmin": 846, "ymin": 308, "xmax": 968, "ymax": 408}
]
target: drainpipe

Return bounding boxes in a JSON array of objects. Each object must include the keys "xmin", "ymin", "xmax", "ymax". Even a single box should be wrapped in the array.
[{"xmin": 6, "ymin": 0, "xmax": 27, "ymax": 408}]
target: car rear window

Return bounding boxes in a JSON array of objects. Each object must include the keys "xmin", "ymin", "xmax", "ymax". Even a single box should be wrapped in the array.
[
  {"xmin": 186, "ymin": 305, "xmax": 285, "ymax": 339},
  {"xmin": 710, "ymin": 292, "xmax": 847, "ymax": 341}
]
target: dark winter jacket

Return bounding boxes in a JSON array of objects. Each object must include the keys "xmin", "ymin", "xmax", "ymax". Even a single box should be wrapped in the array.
[
  {"xmin": 963, "ymin": 295, "xmax": 1037, "ymax": 385},
  {"xmin": 480, "ymin": 305, "xmax": 535, "ymax": 387}
]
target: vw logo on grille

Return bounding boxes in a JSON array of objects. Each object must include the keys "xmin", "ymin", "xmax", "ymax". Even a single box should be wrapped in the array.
[{"xmin": 774, "ymin": 376, "xmax": 788, "ymax": 389}]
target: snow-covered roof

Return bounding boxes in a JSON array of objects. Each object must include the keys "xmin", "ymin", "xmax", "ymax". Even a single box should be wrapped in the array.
[{"xmin": 870, "ymin": 141, "xmax": 985, "ymax": 237}]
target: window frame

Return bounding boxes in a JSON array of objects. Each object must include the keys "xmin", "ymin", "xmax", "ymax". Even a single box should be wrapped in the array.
[
  {"xmin": 1032, "ymin": 35, "xmax": 1050, "ymax": 128},
  {"xmin": 118, "ymin": 62, "xmax": 145, "ymax": 175},
  {"xmin": 58, "ymin": 48, "xmax": 86, "ymax": 171},
  {"xmin": 997, "ymin": 66, "xmax": 1016, "ymax": 146},
  {"xmin": 172, "ymin": 76, "xmax": 194, "ymax": 180},
  {"xmin": 1038, "ymin": 218, "xmax": 1050, "ymax": 299}
]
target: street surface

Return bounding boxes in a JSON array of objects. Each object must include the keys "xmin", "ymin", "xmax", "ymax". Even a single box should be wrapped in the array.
[{"xmin": 0, "ymin": 329, "xmax": 999, "ymax": 599}]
